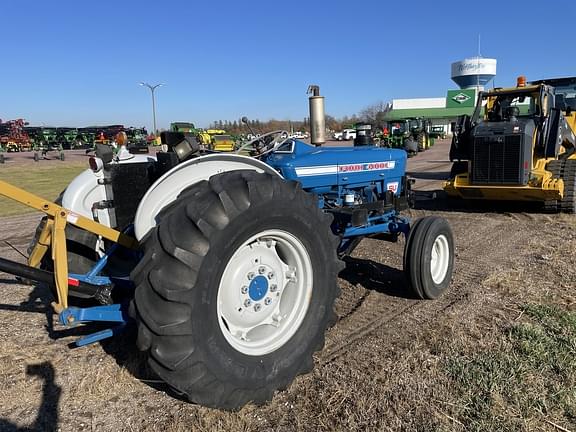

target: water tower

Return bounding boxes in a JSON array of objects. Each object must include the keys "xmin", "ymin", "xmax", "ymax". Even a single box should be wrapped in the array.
[{"xmin": 451, "ymin": 57, "xmax": 497, "ymax": 92}]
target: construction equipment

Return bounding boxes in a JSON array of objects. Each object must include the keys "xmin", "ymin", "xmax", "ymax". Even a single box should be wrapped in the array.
[
  {"xmin": 197, "ymin": 128, "xmax": 235, "ymax": 151},
  {"xmin": 444, "ymin": 76, "xmax": 576, "ymax": 212},
  {"xmin": 171, "ymin": 122, "xmax": 236, "ymax": 151},
  {"xmin": 0, "ymin": 90, "xmax": 454, "ymax": 410}
]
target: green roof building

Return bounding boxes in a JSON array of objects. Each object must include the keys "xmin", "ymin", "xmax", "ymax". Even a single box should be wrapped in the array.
[
  {"xmin": 383, "ymin": 89, "xmax": 478, "ymax": 134},
  {"xmin": 384, "ymin": 57, "xmax": 499, "ymax": 135}
]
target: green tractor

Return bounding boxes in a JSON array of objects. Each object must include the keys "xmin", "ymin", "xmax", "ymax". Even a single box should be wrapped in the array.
[
  {"xmin": 383, "ymin": 118, "xmax": 432, "ymax": 156},
  {"xmin": 23, "ymin": 127, "xmax": 42, "ymax": 150},
  {"xmin": 37, "ymin": 127, "xmax": 59, "ymax": 151},
  {"xmin": 407, "ymin": 118, "xmax": 432, "ymax": 152},
  {"xmin": 429, "ymin": 125, "xmax": 447, "ymax": 140},
  {"xmin": 125, "ymin": 127, "xmax": 149, "ymax": 154},
  {"xmin": 76, "ymin": 128, "xmax": 97, "ymax": 149},
  {"xmin": 55, "ymin": 128, "xmax": 79, "ymax": 150},
  {"xmin": 32, "ymin": 127, "xmax": 64, "ymax": 161},
  {"xmin": 170, "ymin": 122, "xmax": 198, "ymax": 133}
]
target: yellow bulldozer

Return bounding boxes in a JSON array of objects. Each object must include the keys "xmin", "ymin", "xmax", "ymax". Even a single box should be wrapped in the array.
[
  {"xmin": 444, "ymin": 76, "xmax": 576, "ymax": 212},
  {"xmin": 197, "ymin": 129, "xmax": 235, "ymax": 152}
]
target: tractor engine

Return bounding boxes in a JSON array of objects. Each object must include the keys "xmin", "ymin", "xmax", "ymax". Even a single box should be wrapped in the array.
[
  {"xmin": 265, "ymin": 140, "xmax": 410, "ymax": 245},
  {"xmin": 469, "ymin": 114, "xmax": 535, "ymax": 185}
]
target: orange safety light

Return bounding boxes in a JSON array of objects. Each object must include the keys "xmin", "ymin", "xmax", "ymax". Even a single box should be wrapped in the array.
[
  {"xmin": 517, "ymin": 76, "xmax": 527, "ymax": 87},
  {"xmin": 116, "ymin": 131, "xmax": 128, "ymax": 146}
]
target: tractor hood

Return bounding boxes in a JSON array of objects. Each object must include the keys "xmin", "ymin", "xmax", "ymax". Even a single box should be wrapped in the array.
[{"xmin": 266, "ymin": 140, "xmax": 407, "ymax": 192}]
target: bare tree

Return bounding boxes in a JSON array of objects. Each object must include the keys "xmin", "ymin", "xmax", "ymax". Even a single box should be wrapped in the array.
[{"xmin": 359, "ymin": 101, "xmax": 391, "ymax": 127}]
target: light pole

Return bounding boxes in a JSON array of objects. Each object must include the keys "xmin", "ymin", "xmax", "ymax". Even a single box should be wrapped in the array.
[{"xmin": 139, "ymin": 82, "xmax": 163, "ymax": 135}]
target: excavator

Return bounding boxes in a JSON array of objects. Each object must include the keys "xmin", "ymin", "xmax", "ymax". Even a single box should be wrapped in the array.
[{"xmin": 444, "ymin": 76, "xmax": 576, "ymax": 212}]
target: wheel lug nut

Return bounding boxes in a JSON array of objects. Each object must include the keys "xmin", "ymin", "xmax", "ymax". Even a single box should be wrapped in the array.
[
  {"xmin": 258, "ymin": 266, "xmax": 266, "ymax": 274},
  {"xmin": 264, "ymin": 297, "xmax": 272, "ymax": 305},
  {"xmin": 270, "ymin": 284, "xmax": 277, "ymax": 292},
  {"xmin": 253, "ymin": 304, "xmax": 262, "ymax": 312},
  {"xmin": 241, "ymin": 286, "xmax": 248, "ymax": 294},
  {"xmin": 244, "ymin": 299, "xmax": 252, "ymax": 307},
  {"xmin": 247, "ymin": 272, "xmax": 255, "ymax": 280},
  {"xmin": 267, "ymin": 272, "xmax": 274, "ymax": 279}
]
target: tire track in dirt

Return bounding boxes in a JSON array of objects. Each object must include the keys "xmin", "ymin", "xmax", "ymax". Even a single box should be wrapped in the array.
[{"xmin": 320, "ymin": 212, "xmax": 537, "ymax": 365}]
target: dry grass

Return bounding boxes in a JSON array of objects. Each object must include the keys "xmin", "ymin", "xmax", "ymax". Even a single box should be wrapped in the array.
[
  {"xmin": 0, "ymin": 148, "xmax": 575, "ymax": 430},
  {"xmin": 441, "ymin": 304, "xmax": 576, "ymax": 431}
]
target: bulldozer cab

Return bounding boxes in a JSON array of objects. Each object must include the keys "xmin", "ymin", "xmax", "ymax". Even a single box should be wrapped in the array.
[
  {"xmin": 480, "ymin": 83, "xmax": 547, "ymax": 121},
  {"xmin": 448, "ymin": 76, "xmax": 576, "ymax": 185},
  {"xmin": 453, "ymin": 82, "xmax": 562, "ymax": 162}
]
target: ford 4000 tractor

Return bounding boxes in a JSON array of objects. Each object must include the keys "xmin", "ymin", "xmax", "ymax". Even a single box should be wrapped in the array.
[{"xmin": 0, "ymin": 98, "xmax": 454, "ymax": 410}]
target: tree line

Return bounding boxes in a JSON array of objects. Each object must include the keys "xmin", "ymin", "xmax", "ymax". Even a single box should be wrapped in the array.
[{"xmin": 208, "ymin": 101, "xmax": 391, "ymax": 135}]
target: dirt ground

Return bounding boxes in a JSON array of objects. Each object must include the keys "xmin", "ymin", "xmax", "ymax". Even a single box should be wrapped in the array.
[
  {"xmin": 0, "ymin": 149, "xmax": 93, "ymax": 167},
  {"xmin": 0, "ymin": 140, "xmax": 574, "ymax": 431}
]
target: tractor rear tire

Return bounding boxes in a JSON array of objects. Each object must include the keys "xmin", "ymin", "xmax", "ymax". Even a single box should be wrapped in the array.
[
  {"xmin": 561, "ymin": 160, "xmax": 576, "ymax": 213},
  {"xmin": 28, "ymin": 217, "xmax": 99, "ymax": 274},
  {"xmin": 405, "ymin": 138, "xmax": 418, "ymax": 156},
  {"xmin": 130, "ymin": 170, "xmax": 342, "ymax": 409},
  {"xmin": 27, "ymin": 189, "xmax": 101, "ymax": 299},
  {"xmin": 417, "ymin": 132, "xmax": 428, "ymax": 151},
  {"xmin": 403, "ymin": 216, "xmax": 454, "ymax": 299}
]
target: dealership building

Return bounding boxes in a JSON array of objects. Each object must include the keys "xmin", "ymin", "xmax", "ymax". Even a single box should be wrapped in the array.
[{"xmin": 383, "ymin": 57, "xmax": 497, "ymax": 134}]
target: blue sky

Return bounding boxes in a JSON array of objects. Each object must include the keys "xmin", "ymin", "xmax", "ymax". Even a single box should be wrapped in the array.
[{"xmin": 2, "ymin": 0, "xmax": 575, "ymax": 130}]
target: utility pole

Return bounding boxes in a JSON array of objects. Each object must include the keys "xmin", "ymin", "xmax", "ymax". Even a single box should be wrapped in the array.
[{"xmin": 139, "ymin": 82, "xmax": 164, "ymax": 134}]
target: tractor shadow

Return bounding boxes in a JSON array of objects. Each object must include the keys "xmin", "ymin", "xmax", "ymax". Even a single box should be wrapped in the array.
[
  {"xmin": 98, "ymin": 327, "xmax": 187, "ymax": 401},
  {"xmin": 339, "ymin": 256, "xmax": 418, "ymax": 299},
  {"xmin": 0, "ymin": 362, "xmax": 61, "ymax": 432},
  {"xmin": 0, "ymin": 281, "xmax": 54, "ymax": 318},
  {"xmin": 406, "ymin": 170, "xmax": 451, "ymax": 181},
  {"xmin": 0, "ymin": 279, "xmax": 170, "ymax": 401},
  {"xmin": 0, "ymin": 280, "xmax": 118, "ymax": 343},
  {"xmin": 411, "ymin": 189, "xmax": 547, "ymax": 214}
]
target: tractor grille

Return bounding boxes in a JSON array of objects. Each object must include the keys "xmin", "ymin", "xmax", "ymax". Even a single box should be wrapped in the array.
[{"xmin": 471, "ymin": 135, "xmax": 523, "ymax": 184}]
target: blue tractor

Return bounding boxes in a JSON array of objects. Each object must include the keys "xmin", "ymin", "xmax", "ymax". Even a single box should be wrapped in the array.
[{"xmin": 2, "ymin": 126, "xmax": 454, "ymax": 410}]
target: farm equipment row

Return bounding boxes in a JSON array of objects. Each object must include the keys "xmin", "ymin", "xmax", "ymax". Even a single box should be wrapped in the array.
[
  {"xmin": 380, "ymin": 118, "xmax": 434, "ymax": 156},
  {"xmin": 334, "ymin": 119, "xmax": 438, "ymax": 158},
  {"xmin": 0, "ymin": 88, "xmax": 455, "ymax": 410},
  {"xmin": 0, "ymin": 122, "xmax": 153, "ymax": 155}
]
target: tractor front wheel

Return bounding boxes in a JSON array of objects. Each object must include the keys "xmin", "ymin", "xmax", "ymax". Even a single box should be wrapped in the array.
[
  {"xmin": 131, "ymin": 170, "xmax": 342, "ymax": 409},
  {"xmin": 404, "ymin": 216, "xmax": 454, "ymax": 299}
]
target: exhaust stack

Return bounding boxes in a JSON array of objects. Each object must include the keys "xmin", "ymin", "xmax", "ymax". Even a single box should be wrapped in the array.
[{"xmin": 307, "ymin": 85, "xmax": 325, "ymax": 146}]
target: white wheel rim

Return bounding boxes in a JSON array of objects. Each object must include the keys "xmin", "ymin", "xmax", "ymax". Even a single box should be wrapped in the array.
[
  {"xmin": 430, "ymin": 234, "xmax": 450, "ymax": 284},
  {"xmin": 217, "ymin": 229, "xmax": 313, "ymax": 356}
]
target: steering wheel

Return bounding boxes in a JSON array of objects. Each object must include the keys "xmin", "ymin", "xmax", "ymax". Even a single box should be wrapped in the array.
[{"xmin": 236, "ymin": 130, "xmax": 290, "ymax": 157}]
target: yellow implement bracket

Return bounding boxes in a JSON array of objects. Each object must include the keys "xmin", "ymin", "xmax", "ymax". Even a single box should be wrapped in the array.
[{"xmin": 0, "ymin": 180, "xmax": 138, "ymax": 312}]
